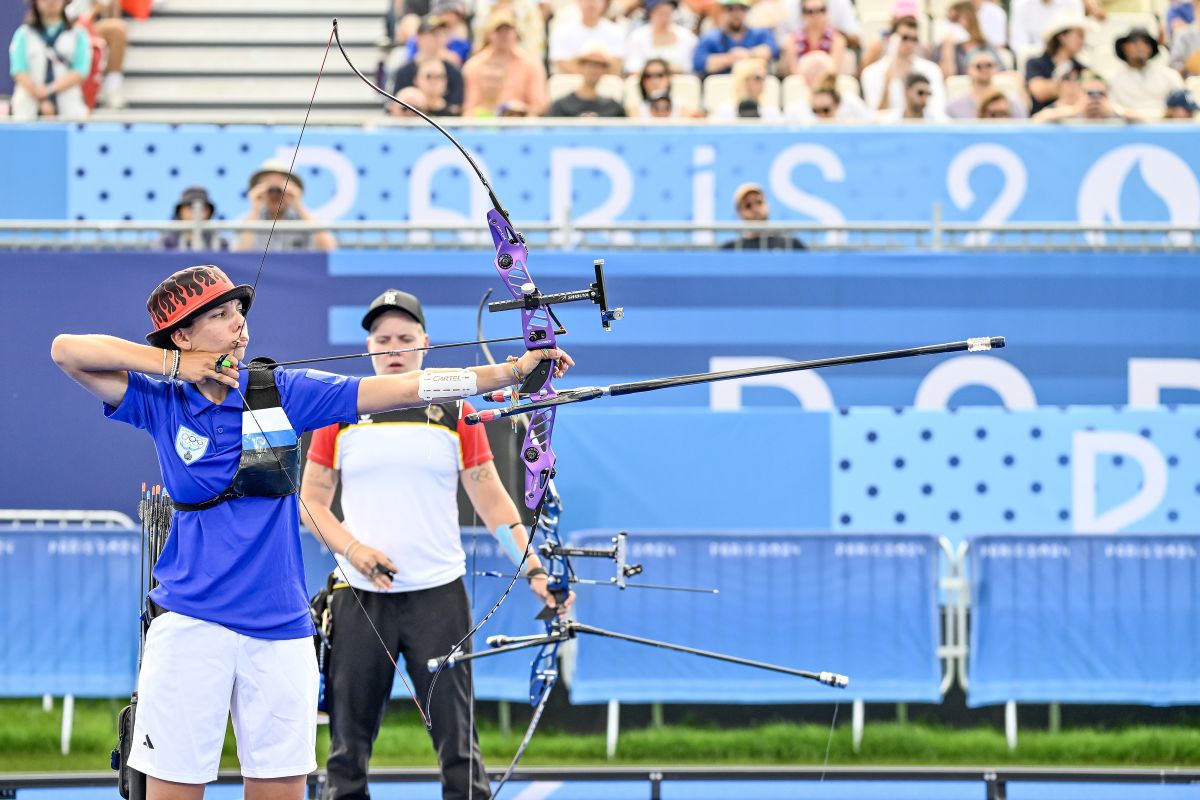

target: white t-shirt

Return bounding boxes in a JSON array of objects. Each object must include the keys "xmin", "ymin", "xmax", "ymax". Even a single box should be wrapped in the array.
[
  {"xmin": 978, "ymin": 0, "xmax": 1009, "ymax": 48},
  {"xmin": 1009, "ymin": 0, "xmax": 1083, "ymax": 52},
  {"xmin": 549, "ymin": 18, "xmax": 628, "ymax": 65},
  {"xmin": 860, "ymin": 55, "xmax": 947, "ymax": 117},
  {"xmin": 625, "ymin": 23, "xmax": 699, "ymax": 73},
  {"xmin": 781, "ymin": 0, "xmax": 862, "ymax": 38},
  {"xmin": 1109, "ymin": 62, "xmax": 1184, "ymax": 111},
  {"xmin": 307, "ymin": 404, "xmax": 492, "ymax": 593}
]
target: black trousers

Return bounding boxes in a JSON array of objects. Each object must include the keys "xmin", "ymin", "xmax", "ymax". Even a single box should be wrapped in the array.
[{"xmin": 323, "ymin": 578, "xmax": 491, "ymax": 800}]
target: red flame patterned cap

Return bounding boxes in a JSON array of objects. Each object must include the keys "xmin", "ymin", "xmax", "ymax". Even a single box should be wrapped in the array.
[{"xmin": 145, "ymin": 265, "xmax": 254, "ymax": 350}]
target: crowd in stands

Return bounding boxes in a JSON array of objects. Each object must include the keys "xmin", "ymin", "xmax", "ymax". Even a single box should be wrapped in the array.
[
  {"xmin": 382, "ymin": 0, "xmax": 1200, "ymax": 120},
  {"xmin": 6, "ymin": 0, "xmax": 1198, "ymax": 121}
]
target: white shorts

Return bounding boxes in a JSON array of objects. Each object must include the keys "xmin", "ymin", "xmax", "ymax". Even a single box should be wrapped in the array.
[{"xmin": 127, "ymin": 612, "xmax": 319, "ymax": 784}]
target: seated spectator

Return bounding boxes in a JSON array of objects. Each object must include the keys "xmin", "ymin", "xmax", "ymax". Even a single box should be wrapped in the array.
[
  {"xmin": 1166, "ymin": 0, "xmax": 1196, "ymax": 47},
  {"xmin": 880, "ymin": 71, "xmax": 946, "ymax": 118},
  {"xmin": 1164, "ymin": 87, "xmax": 1198, "ymax": 117},
  {"xmin": 783, "ymin": 57, "xmax": 871, "ymax": 119},
  {"xmin": 860, "ymin": 0, "xmax": 920, "ymax": 73},
  {"xmin": 392, "ymin": 16, "xmax": 464, "ymax": 115},
  {"xmin": 550, "ymin": 0, "xmax": 626, "ymax": 74},
  {"xmin": 935, "ymin": 1, "xmax": 1004, "ymax": 76},
  {"xmin": 1025, "ymin": 10, "xmax": 1089, "ymax": 114},
  {"xmin": 392, "ymin": 86, "xmax": 430, "ymax": 116},
  {"xmin": 714, "ymin": 57, "xmax": 783, "ymax": 118},
  {"xmin": 783, "ymin": 0, "xmax": 863, "ymax": 48},
  {"xmin": 782, "ymin": 0, "xmax": 849, "ymax": 76},
  {"xmin": 475, "ymin": 0, "xmax": 547, "ymax": 61},
  {"xmin": 462, "ymin": 10, "xmax": 548, "ymax": 116},
  {"xmin": 408, "ymin": 0, "xmax": 471, "ymax": 64},
  {"xmin": 1109, "ymin": 27, "xmax": 1183, "ymax": 114},
  {"xmin": 1009, "ymin": 0, "xmax": 1083, "ymax": 53},
  {"xmin": 721, "ymin": 183, "xmax": 806, "ymax": 251},
  {"xmin": 9, "ymin": 0, "xmax": 92, "ymax": 121},
  {"xmin": 1169, "ymin": 22, "xmax": 1200, "ymax": 75},
  {"xmin": 234, "ymin": 159, "xmax": 336, "ymax": 253},
  {"xmin": 977, "ymin": 88, "xmax": 1016, "ymax": 116},
  {"xmin": 972, "ymin": 0, "xmax": 1008, "ymax": 48},
  {"xmin": 549, "ymin": 45, "xmax": 627, "ymax": 116},
  {"xmin": 1032, "ymin": 70, "xmax": 1131, "ymax": 120},
  {"xmin": 67, "ymin": 0, "xmax": 126, "ymax": 109},
  {"xmin": 693, "ymin": 0, "xmax": 779, "ymax": 77},
  {"xmin": 160, "ymin": 187, "xmax": 226, "ymax": 252},
  {"xmin": 628, "ymin": 57, "xmax": 703, "ymax": 116},
  {"xmin": 647, "ymin": 90, "xmax": 674, "ymax": 115},
  {"xmin": 861, "ymin": 16, "xmax": 947, "ymax": 115},
  {"xmin": 947, "ymin": 48, "xmax": 1028, "ymax": 117},
  {"xmin": 626, "ymin": 0, "xmax": 699, "ymax": 74},
  {"xmin": 809, "ymin": 80, "xmax": 841, "ymax": 119}
]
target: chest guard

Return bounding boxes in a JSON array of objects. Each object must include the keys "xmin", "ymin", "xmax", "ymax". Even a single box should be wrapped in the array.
[{"xmin": 172, "ymin": 357, "xmax": 300, "ymax": 512}]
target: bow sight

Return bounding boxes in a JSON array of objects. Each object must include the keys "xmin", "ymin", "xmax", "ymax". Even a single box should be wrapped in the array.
[{"xmin": 485, "ymin": 258, "xmax": 624, "ymax": 337}]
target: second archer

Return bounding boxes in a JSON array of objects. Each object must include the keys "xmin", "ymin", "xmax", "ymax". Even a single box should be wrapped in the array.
[{"xmin": 301, "ymin": 289, "xmax": 576, "ymax": 800}]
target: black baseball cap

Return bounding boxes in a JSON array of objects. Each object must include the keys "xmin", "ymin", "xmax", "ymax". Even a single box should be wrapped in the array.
[{"xmin": 362, "ymin": 289, "xmax": 426, "ymax": 330}]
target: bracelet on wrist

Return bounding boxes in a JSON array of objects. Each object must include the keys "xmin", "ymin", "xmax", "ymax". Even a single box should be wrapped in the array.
[
  {"xmin": 506, "ymin": 355, "xmax": 525, "ymax": 384},
  {"xmin": 525, "ymin": 566, "xmax": 549, "ymax": 581},
  {"xmin": 343, "ymin": 540, "xmax": 360, "ymax": 560},
  {"xmin": 169, "ymin": 350, "xmax": 181, "ymax": 380}
]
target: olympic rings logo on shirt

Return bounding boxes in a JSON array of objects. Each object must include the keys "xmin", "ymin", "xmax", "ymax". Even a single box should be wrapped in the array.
[{"xmin": 179, "ymin": 433, "xmax": 205, "ymax": 450}]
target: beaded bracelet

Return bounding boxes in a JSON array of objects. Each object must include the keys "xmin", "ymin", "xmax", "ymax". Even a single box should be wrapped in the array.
[{"xmin": 506, "ymin": 355, "xmax": 524, "ymax": 384}]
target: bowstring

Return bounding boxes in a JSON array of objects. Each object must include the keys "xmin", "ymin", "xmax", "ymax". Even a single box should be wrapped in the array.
[
  {"xmin": 229, "ymin": 27, "xmax": 431, "ymax": 728},
  {"xmin": 820, "ymin": 701, "xmax": 839, "ymax": 782}
]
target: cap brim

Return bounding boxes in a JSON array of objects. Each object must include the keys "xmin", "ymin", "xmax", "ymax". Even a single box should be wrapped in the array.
[{"xmin": 146, "ymin": 285, "xmax": 255, "ymax": 349}]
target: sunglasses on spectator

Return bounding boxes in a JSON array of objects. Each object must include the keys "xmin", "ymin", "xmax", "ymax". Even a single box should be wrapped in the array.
[
  {"xmin": 748, "ymin": 74, "xmax": 766, "ymax": 81},
  {"xmin": 813, "ymin": 104, "xmax": 835, "ymax": 115},
  {"xmin": 802, "ymin": 5, "xmax": 826, "ymax": 13},
  {"xmin": 984, "ymin": 107, "xmax": 1008, "ymax": 118},
  {"xmin": 898, "ymin": 33, "xmax": 919, "ymax": 42},
  {"xmin": 1087, "ymin": 89, "xmax": 1107, "ymax": 99},
  {"xmin": 913, "ymin": 88, "xmax": 931, "ymax": 97},
  {"xmin": 972, "ymin": 60, "xmax": 997, "ymax": 69},
  {"xmin": 740, "ymin": 197, "xmax": 765, "ymax": 209},
  {"xmin": 420, "ymin": 72, "xmax": 447, "ymax": 80},
  {"xmin": 644, "ymin": 70, "xmax": 669, "ymax": 78}
]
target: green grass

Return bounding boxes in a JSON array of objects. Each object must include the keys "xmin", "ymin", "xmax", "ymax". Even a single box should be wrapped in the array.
[{"xmin": 1, "ymin": 699, "xmax": 1197, "ymax": 773}]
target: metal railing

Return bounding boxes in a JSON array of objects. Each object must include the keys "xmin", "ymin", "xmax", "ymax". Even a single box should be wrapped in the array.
[{"xmin": 0, "ymin": 216, "xmax": 1197, "ymax": 252}]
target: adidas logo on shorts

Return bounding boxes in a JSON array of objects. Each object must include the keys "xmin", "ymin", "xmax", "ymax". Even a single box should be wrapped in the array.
[{"xmin": 143, "ymin": 734, "xmax": 154, "ymax": 750}]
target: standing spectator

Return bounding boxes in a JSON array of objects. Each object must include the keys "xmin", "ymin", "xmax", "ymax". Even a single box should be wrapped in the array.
[
  {"xmin": 861, "ymin": 16, "xmax": 947, "ymax": 115},
  {"xmin": 860, "ymin": 0, "xmax": 920, "ymax": 72},
  {"xmin": 880, "ymin": 71, "xmax": 945, "ymax": 118},
  {"xmin": 1024, "ymin": 9, "xmax": 1089, "ymax": 114},
  {"xmin": 714, "ymin": 57, "xmax": 783, "ymax": 118},
  {"xmin": 8, "ymin": 0, "xmax": 92, "ymax": 121},
  {"xmin": 68, "ymin": 0, "xmax": 126, "ymax": 109},
  {"xmin": 625, "ymin": 0, "xmax": 699, "ymax": 74},
  {"xmin": 1109, "ymin": 27, "xmax": 1183, "ymax": 114},
  {"xmin": 693, "ymin": 0, "xmax": 779, "ymax": 77},
  {"xmin": 462, "ymin": 10, "xmax": 548, "ymax": 115},
  {"xmin": 392, "ymin": 16, "xmax": 465, "ymax": 115},
  {"xmin": 935, "ymin": 1, "xmax": 1003, "ymax": 76},
  {"xmin": 234, "ymin": 159, "xmax": 336, "ymax": 253},
  {"xmin": 721, "ymin": 183, "xmax": 806, "ymax": 250},
  {"xmin": 1009, "ymin": 0, "xmax": 1083, "ymax": 53},
  {"xmin": 1033, "ymin": 70, "xmax": 1131, "ymax": 120},
  {"xmin": 782, "ymin": 0, "xmax": 848, "ymax": 76},
  {"xmin": 1164, "ymin": 87, "xmax": 1198, "ymax": 117},
  {"xmin": 947, "ymin": 48, "xmax": 1028, "ymax": 116},
  {"xmin": 550, "ymin": 0, "xmax": 626, "ymax": 73},
  {"xmin": 977, "ymin": 88, "xmax": 1016, "ymax": 116},
  {"xmin": 549, "ymin": 45, "xmax": 627, "ymax": 115},
  {"xmin": 159, "ymin": 186, "xmax": 226, "ymax": 252}
]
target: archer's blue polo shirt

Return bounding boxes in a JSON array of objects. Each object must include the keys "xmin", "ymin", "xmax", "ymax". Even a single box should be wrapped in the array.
[{"xmin": 105, "ymin": 367, "xmax": 361, "ymax": 639}]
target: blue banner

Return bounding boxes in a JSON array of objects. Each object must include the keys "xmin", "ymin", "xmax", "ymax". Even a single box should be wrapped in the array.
[
  {"xmin": 966, "ymin": 534, "xmax": 1200, "ymax": 706},
  {"xmin": 0, "ymin": 123, "xmax": 1197, "ymax": 229},
  {"xmin": 568, "ymin": 531, "xmax": 943, "ymax": 703},
  {"xmin": 7, "ymin": 251, "xmax": 1199, "ymax": 535}
]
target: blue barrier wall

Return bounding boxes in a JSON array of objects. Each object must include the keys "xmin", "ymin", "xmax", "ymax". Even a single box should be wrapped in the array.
[
  {"xmin": 966, "ymin": 534, "xmax": 1200, "ymax": 706},
  {"xmin": 568, "ymin": 531, "xmax": 943, "ymax": 703},
  {"xmin": 3, "ymin": 124, "xmax": 1198, "ymax": 230}
]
